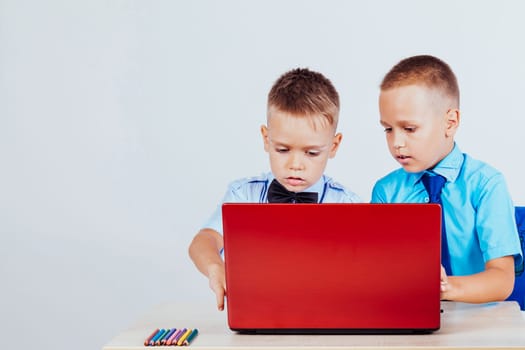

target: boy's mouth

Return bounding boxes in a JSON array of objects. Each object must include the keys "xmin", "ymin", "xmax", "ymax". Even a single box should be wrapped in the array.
[
  {"xmin": 285, "ymin": 177, "xmax": 306, "ymax": 187},
  {"xmin": 396, "ymin": 154, "xmax": 412, "ymax": 164}
]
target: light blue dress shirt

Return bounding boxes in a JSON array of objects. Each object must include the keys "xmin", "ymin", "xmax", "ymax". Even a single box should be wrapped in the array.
[
  {"xmin": 203, "ymin": 172, "xmax": 361, "ymax": 234},
  {"xmin": 371, "ymin": 144, "xmax": 523, "ymax": 275}
]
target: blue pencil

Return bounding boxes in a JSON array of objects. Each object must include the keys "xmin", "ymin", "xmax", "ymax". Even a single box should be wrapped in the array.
[
  {"xmin": 151, "ymin": 328, "xmax": 166, "ymax": 345},
  {"xmin": 161, "ymin": 328, "xmax": 176, "ymax": 345},
  {"xmin": 155, "ymin": 329, "xmax": 169, "ymax": 345}
]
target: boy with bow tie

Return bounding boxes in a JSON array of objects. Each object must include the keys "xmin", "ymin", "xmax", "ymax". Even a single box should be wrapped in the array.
[{"xmin": 189, "ymin": 68, "xmax": 360, "ymax": 311}]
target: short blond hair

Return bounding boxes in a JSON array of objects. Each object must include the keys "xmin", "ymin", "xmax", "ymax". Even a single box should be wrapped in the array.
[
  {"xmin": 268, "ymin": 68, "xmax": 340, "ymax": 127},
  {"xmin": 381, "ymin": 55, "xmax": 460, "ymax": 108}
]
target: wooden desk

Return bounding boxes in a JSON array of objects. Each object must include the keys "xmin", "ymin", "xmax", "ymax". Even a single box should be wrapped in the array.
[{"xmin": 103, "ymin": 300, "xmax": 525, "ymax": 349}]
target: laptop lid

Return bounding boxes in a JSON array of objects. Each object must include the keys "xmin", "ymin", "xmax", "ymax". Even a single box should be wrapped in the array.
[{"xmin": 222, "ymin": 203, "xmax": 441, "ymax": 333}]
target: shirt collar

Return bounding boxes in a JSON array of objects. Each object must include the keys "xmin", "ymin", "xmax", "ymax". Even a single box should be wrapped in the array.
[{"xmin": 410, "ymin": 143, "xmax": 464, "ymax": 185}]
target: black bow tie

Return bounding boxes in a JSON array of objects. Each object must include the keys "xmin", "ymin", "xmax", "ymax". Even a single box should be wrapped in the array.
[{"xmin": 267, "ymin": 179, "xmax": 318, "ymax": 203}]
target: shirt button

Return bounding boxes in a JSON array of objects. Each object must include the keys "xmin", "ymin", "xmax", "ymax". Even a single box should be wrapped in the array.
[{"xmin": 424, "ymin": 197, "xmax": 430, "ymax": 203}]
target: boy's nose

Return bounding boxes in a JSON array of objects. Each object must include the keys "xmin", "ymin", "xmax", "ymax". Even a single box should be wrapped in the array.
[
  {"xmin": 392, "ymin": 133, "xmax": 406, "ymax": 150},
  {"xmin": 288, "ymin": 153, "xmax": 305, "ymax": 170}
]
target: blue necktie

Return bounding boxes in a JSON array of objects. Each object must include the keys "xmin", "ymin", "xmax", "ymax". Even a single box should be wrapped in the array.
[{"xmin": 421, "ymin": 173, "xmax": 452, "ymax": 275}]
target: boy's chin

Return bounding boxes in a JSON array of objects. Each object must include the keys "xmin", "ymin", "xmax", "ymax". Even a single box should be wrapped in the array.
[{"xmin": 400, "ymin": 164, "xmax": 426, "ymax": 173}]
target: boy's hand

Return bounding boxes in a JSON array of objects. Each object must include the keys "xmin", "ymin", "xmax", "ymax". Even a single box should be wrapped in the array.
[
  {"xmin": 439, "ymin": 256, "xmax": 515, "ymax": 303},
  {"xmin": 188, "ymin": 228, "xmax": 226, "ymax": 311},
  {"xmin": 440, "ymin": 265, "xmax": 450, "ymax": 296},
  {"xmin": 208, "ymin": 263, "xmax": 226, "ymax": 311}
]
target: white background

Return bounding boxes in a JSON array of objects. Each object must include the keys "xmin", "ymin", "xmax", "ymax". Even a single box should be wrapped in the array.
[{"xmin": 1, "ymin": 1, "xmax": 525, "ymax": 349}]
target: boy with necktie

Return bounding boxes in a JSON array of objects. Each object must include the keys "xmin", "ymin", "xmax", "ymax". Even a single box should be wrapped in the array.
[
  {"xmin": 189, "ymin": 68, "xmax": 360, "ymax": 310},
  {"xmin": 372, "ymin": 55, "xmax": 522, "ymax": 303}
]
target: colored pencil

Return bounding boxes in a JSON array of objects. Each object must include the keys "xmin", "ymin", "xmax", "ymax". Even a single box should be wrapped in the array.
[
  {"xmin": 155, "ymin": 328, "xmax": 169, "ymax": 345},
  {"xmin": 144, "ymin": 328, "xmax": 160, "ymax": 346},
  {"xmin": 177, "ymin": 329, "xmax": 192, "ymax": 346},
  {"xmin": 174, "ymin": 328, "xmax": 187, "ymax": 344},
  {"xmin": 162, "ymin": 328, "xmax": 174, "ymax": 345},
  {"xmin": 150, "ymin": 328, "xmax": 165, "ymax": 345},
  {"xmin": 167, "ymin": 329, "xmax": 183, "ymax": 346},
  {"xmin": 183, "ymin": 329, "xmax": 199, "ymax": 346},
  {"xmin": 161, "ymin": 328, "xmax": 176, "ymax": 345}
]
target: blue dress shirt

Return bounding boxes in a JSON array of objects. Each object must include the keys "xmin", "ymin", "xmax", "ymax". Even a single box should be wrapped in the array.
[
  {"xmin": 203, "ymin": 172, "xmax": 361, "ymax": 234},
  {"xmin": 371, "ymin": 144, "xmax": 523, "ymax": 275}
]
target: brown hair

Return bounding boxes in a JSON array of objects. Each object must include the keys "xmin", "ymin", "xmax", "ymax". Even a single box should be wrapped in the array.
[
  {"xmin": 268, "ymin": 68, "xmax": 340, "ymax": 127},
  {"xmin": 381, "ymin": 55, "xmax": 460, "ymax": 108}
]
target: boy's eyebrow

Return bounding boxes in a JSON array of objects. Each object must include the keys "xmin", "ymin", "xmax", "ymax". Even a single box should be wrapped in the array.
[
  {"xmin": 270, "ymin": 139, "xmax": 328, "ymax": 150},
  {"xmin": 380, "ymin": 119, "xmax": 418, "ymax": 126}
]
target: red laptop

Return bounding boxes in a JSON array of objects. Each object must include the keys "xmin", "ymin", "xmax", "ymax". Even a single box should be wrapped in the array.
[{"xmin": 222, "ymin": 203, "xmax": 441, "ymax": 334}]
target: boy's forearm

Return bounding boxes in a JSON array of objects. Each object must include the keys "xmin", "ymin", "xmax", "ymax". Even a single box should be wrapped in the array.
[
  {"xmin": 188, "ymin": 228, "xmax": 224, "ymax": 277},
  {"xmin": 443, "ymin": 256, "xmax": 515, "ymax": 303}
]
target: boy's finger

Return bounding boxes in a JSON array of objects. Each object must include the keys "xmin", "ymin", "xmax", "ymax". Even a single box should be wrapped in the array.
[
  {"xmin": 440, "ymin": 265, "xmax": 449, "ymax": 293},
  {"xmin": 440, "ymin": 265, "xmax": 448, "ymax": 282},
  {"xmin": 210, "ymin": 281, "xmax": 225, "ymax": 311},
  {"xmin": 216, "ymin": 290, "xmax": 225, "ymax": 311}
]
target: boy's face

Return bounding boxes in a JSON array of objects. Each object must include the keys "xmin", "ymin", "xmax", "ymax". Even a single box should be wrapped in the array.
[
  {"xmin": 261, "ymin": 109, "xmax": 342, "ymax": 193},
  {"xmin": 379, "ymin": 85, "xmax": 459, "ymax": 173}
]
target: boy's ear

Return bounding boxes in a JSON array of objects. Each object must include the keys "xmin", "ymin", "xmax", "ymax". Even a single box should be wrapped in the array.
[
  {"xmin": 445, "ymin": 108, "xmax": 460, "ymax": 137},
  {"xmin": 261, "ymin": 125, "xmax": 270, "ymax": 152},
  {"xmin": 329, "ymin": 132, "xmax": 343, "ymax": 158}
]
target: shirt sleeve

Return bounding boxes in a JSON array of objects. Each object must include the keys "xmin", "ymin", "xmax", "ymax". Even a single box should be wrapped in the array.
[
  {"xmin": 475, "ymin": 173, "xmax": 523, "ymax": 267},
  {"xmin": 201, "ymin": 183, "xmax": 248, "ymax": 234},
  {"xmin": 201, "ymin": 177, "xmax": 268, "ymax": 234},
  {"xmin": 323, "ymin": 180, "xmax": 362, "ymax": 203},
  {"xmin": 371, "ymin": 181, "xmax": 387, "ymax": 203}
]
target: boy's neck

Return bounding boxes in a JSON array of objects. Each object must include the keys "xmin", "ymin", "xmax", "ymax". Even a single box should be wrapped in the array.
[{"xmin": 427, "ymin": 142, "xmax": 456, "ymax": 172}]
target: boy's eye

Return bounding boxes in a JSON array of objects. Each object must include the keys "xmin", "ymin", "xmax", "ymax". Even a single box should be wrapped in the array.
[
  {"xmin": 306, "ymin": 150, "xmax": 320, "ymax": 157},
  {"xmin": 276, "ymin": 148, "xmax": 289, "ymax": 153},
  {"xmin": 404, "ymin": 127, "xmax": 416, "ymax": 133},
  {"xmin": 383, "ymin": 127, "xmax": 392, "ymax": 133}
]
